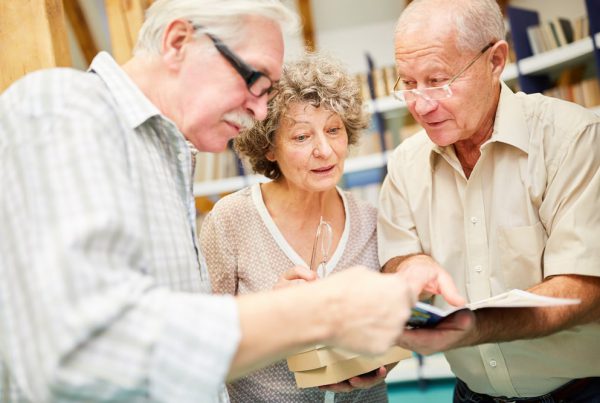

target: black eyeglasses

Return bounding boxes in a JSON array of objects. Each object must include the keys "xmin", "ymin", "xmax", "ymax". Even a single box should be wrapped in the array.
[{"xmin": 192, "ymin": 24, "xmax": 276, "ymax": 98}]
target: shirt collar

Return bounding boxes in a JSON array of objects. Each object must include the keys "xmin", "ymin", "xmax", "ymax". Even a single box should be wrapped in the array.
[
  {"xmin": 428, "ymin": 81, "xmax": 530, "ymax": 168},
  {"xmin": 490, "ymin": 81, "xmax": 529, "ymax": 154},
  {"xmin": 88, "ymin": 51, "xmax": 161, "ymax": 129}
]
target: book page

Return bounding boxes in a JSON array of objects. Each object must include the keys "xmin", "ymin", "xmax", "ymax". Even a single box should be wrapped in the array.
[{"xmin": 407, "ymin": 290, "xmax": 580, "ymax": 328}]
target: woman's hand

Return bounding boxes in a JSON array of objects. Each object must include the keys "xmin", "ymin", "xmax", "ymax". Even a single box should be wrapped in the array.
[
  {"xmin": 273, "ymin": 266, "xmax": 318, "ymax": 290},
  {"xmin": 318, "ymin": 363, "xmax": 396, "ymax": 393}
]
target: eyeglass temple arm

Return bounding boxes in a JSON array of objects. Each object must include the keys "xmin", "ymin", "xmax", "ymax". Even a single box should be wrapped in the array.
[
  {"xmin": 191, "ymin": 23, "xmax": 255, "ymax": 82},
  {"xmin": 393, "ymin": 42, "xmax": 495, "ymax": 91},
  {"xmin": 448, "ymin": 42, "xmax": 495, "ymax": 85}
]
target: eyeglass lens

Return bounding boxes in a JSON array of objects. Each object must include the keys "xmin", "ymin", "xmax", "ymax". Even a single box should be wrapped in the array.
[
  {"xmin": 249, "ymin": 75, "xmax": 275, "ymax": 98},
  {"xmin": 399, "ymin": 87, "xmax": 452, "ymax": 102}
]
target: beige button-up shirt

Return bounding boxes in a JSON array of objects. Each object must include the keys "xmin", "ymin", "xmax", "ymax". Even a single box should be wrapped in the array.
[{"xmin": 378, "ymin": 82, "xmax": 600, "ymax": 397}]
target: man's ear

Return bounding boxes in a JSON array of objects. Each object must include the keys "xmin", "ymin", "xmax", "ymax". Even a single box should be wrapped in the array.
[
  {"xmin": 490, "ymin": 40, "xmax": 508, "ymax": 80},
  {"xmin": 161, "ymin": 19, "xmax": 196, "ymax": 70}
]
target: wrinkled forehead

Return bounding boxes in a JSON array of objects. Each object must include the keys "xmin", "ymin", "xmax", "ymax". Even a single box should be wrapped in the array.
[{"xmin": 396, "ymin": 12, "xmax": 456, "ymax": 48}]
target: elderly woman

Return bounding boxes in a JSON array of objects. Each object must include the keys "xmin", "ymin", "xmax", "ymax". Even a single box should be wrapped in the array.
[{"xmin": 200, "ymin": 52, "xmax": 391, "ymax": 402}]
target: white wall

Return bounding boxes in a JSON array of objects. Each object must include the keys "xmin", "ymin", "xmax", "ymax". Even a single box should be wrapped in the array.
[
  {"xmin": 315, "ymin": 20, "xmax": 398, "ymax": 74},
  {"xmin": 508, "ymin": 0, "xmax": 587, "ymax": 21},
  {"xmin": 69, "ymin": 0, "xmax": 589, "ymax": 73},
  {"xmin": 310, "ymin": 0, "xmax": 404, "ymax": 73}
]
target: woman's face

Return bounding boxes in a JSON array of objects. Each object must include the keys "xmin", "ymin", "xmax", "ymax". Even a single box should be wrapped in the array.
[{"xmin": 268, "ymin": 102, "xmax": 349, "ymax": 193}]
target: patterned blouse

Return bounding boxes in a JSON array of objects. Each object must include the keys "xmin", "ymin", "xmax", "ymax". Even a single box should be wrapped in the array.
[{"xmin": 201, "ymin": 183, "xmax": 388, "ymax": 403}]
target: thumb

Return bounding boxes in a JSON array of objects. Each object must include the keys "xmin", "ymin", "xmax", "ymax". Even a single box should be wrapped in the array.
[{"xmin": 291, "ymin": 265, "xmax": 318, "ymax": 282}]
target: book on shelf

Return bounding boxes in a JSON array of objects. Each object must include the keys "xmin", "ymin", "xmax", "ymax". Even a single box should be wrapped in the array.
[
  {"xmin": 572, "ymin": 14, "xmax": 589, "ymax": 41},
  {"xmin": 543, "ymin": 77, "xmax": 600, "ymax": 108},
  {"xmin": 523, "ymin": 17, "xmax": 581, "ymax": 56},
  {"xmin": 193, "ymin": 147, "xmax": 240, "ymax": 183},
  {"xmin": 407, "ymin": 289, "xmax": 581, "ymax": 328},
  {"xmin": 354, "ymin": 64, "xmax": 398, "ymax": 102}
]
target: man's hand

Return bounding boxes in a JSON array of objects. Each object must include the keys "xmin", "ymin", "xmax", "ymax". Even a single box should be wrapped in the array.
[
  {"xmin": 273, "ymin": 266, "xmax": 317, "ymax": 290},
  {"xmin": 393, "ymin": 255, "xmax": 466, "ymax": 307},
  {"xmin": 318, "ymin": 364, "xmax": 395, "ymax": 393},
  {"xmin": 396, "ymin": 310, "xmax": 476, "ymax": 355},
  {"xmin": 320, "ymin": 267, "xmax": 415, "ymax": 355}
]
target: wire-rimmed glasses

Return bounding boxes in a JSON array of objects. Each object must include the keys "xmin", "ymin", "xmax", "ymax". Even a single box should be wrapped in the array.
[
  {"xmin": 191, "ymin": 24, "xmax": 277, "ymax": 99},
  {"xmin": 392, "ymin": 42, "xmax": 495, "ymax": 103},
  {"xmin": 309, "ymin": 217, "xmax": 333, "ymax": 279}
]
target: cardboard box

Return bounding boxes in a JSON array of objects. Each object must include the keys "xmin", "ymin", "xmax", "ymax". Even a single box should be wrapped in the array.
[{"xmin": 287, "ymin": 346, "xmax": 411, "ymax": 388}]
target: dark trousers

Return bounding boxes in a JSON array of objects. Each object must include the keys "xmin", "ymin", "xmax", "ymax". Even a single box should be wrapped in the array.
[{"xmin": 453, "ymin": 377, "xmax": 600, "ymax": 403}]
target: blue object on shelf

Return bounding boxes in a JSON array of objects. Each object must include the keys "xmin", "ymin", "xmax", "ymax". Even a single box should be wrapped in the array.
[
  {"xmin": 506, "ymin": 6, "xmax": 552, "ymax": 94},
  {"xmin": 365, "ymin": 53, "xmax": 388, "ymax": 181},
  {"xmin": 586, "ymin": 0, "xmax": 600, "ymax": 80},
  {"xmin": 343, "ymin": 167, "xmax": 385, "ymax": 188}
]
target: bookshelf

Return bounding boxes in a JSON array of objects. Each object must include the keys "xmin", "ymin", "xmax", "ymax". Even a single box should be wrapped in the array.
[
  {"xmin": 507, "ymin": 0, "xmax": 600, "ymax": 94},
  {"xmin": 194, "ymin": 0, "xmax": 600, "ymax": 200},
  {"xmin": 519, "ymin": 36, "xmax": 595, "ymax": 75}
]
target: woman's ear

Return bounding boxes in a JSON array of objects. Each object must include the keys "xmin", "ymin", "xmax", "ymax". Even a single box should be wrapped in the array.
[{"xmin": 266, "ymin": 148, "xmax": 276, "ymax": 162}]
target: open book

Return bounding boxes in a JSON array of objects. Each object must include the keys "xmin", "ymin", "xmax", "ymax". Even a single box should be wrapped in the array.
[{"xmin": 407, "ymin": 289, "xmax": 580, "ymax": 328}]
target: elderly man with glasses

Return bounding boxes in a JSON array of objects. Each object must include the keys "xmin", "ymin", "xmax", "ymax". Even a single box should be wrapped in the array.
[
  {"xmin": 0, "ymin": 1, "xmax": 467, "ymax": 402},
  {"xmin": 379, "ymin": 0, "xmax": 600, "ymax": 402}
]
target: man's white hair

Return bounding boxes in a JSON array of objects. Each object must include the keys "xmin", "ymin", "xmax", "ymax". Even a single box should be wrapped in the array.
[
  {"xmin": 396, "ymin": 0, "xmax": 505, "ymax": 52},
  {"xmin": 134, "ymin": 0, "xmax": 299, "ymax": 56}
]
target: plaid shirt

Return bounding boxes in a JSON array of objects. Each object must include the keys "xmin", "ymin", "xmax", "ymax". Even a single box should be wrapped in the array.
[{"xmin": 0, "ymin": 52, "xmax": 239, "ymax": 403}]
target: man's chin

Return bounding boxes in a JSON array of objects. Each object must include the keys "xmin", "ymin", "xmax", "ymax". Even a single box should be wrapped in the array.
[{"xmin": 427, "ymin": 132, "xmax": 455, "ymax": 147}]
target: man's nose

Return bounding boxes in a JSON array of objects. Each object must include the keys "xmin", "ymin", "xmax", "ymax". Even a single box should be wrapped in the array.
[
  {"xmin": 245, "ymin": 93, "xmax": 268, "ymax": 121},
  {"xmin": 413, "ymin": 93, "xmax": 438, "ymax": 115}
]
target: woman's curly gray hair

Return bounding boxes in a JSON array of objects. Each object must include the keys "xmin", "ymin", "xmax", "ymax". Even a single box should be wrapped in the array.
[{"xmin": 234, "ymin": 51, "xmax": 370, "ymax": 180}]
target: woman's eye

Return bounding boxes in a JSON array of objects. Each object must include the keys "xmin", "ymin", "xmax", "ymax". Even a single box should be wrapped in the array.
[
  {"xmin": 328, "ymin": 127, "xmax": 341, "ymax": 135},
  {"xmin": 295, "ymin": 134, "xmax": 309, "ymax": 142}
]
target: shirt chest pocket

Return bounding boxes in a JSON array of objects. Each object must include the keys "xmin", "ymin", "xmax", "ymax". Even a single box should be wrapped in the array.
[{"xmin": 497, "ymin": 221, "xmax": 547, "ymax": 290}]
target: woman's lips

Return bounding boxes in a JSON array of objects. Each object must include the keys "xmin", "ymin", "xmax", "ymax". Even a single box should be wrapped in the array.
[{"xmin": 312, "ymin": 165, "xmax": 335, "ymax": 174}]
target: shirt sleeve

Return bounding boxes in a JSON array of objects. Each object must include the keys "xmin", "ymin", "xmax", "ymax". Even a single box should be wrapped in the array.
[
  {"xmin": 0, "ymin": 80, "xmax": 239, "ymax": 402},
  {"xmin": 377, "ymin": 147, "xmax": 424, "ymax": 267},
  {"xmin": 201, "ymin": 204, "xmax": 239, "ymax": 295},
  {"xmin": 541, "ymin": 120, "xmax": 600, "ymax": 277}
]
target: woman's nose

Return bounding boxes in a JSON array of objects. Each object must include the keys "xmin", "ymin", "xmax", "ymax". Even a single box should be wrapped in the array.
[{"xmin": 313, "ymin": 135, "xmax": 333, "ymax": 158}]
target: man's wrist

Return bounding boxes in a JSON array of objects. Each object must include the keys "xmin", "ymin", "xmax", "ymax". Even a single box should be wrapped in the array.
[{"xmin": 382, "ymin": 253, "xmax": 423, "ymax": 273}]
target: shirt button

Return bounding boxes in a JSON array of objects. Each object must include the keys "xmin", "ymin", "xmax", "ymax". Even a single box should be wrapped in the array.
[
  {"xmin": 474, "ymin": 265, "xmax": 483, "ymax": 273},
  {"xmin": 489, "ymin": 360, "xmax": 497, "ymax": 367},
  {"xmin": 178, "ymin": 152, "xmax": 186, "ymax": 162},
  {"xmin": 470, "ymin": 216, "xmax": 479, "ymax": 224}
]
